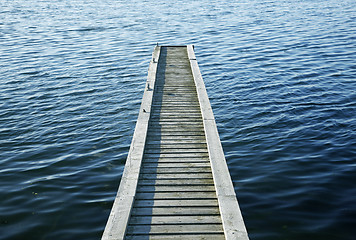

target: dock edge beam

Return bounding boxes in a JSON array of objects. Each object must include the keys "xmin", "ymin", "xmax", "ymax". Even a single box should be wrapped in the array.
[
  {"xmin": 187, "ymin": 45, "xmax": 249, "ymax": 240},
  {"xmin": 101, "ymin": 46, "xmax": 161, "ymax": 240}
]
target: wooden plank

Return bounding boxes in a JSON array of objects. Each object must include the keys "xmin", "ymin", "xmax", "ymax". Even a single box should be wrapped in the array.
[
  {"xmin": 152, "ymin": 96, "xmax": 197, "ymax": 100},
  {"xmin": 155, "ymin": 93, "xmax": 198, "ymax": 97},
  {"xmin": 125, "ymin": 234, "xmax": 225, "ymax": 240},
  {"xmin": 153, "ymin": 99, "xmax": 199, "ymax": 103},
  {"xmin": 150, "ymin": 113, "xmax": 201, "ymax": 117},
  {"xmin": 147, "ymin": 127, "xmax": 204, "ymax": 132},
  {"xmin": 152, "ymin": 93, "xmax": 198, "ymax": 96},
  {"xmin": 143, "ymin": 158, "xmax": 210, "ymax": 163},
  {"xmin": 145, "ymin": 145, "xmax": 207, "ymax": 149},
  {"xmin": 156, "ymin": 93, "xmax": 198, "ymax": 97},
  {"xmin": 148, "ymin": 126, "xmax": 204, "ymax": 130},
  {"xmin": 142, "ymin": 162, "xmax": 210, "ymax": 167},
  {"xmin": 151, "ymin": 111, "xmax": 202, "ymax": 116},
  {"xmin": 139, "ymin": 173, "xmax": 213, "ymax": 180},
  {"xmin": 130, "ymin": 215, "xmax": 222, "ymax": 225},
  {"xmin": 150, "ymin": 117, "xmax": 203, "ymax": 121},
  {"xmin": 134, "ymin": 199, "xmax": 219, "ymax": 207},
  {"xmin": 151, "ymin": 103, "xmax": 198, "ymax": 106},
  {"xmin": 149, "ymin": 119, "xmax": 202, "ymax": 123},
  {"xmin": 131, "ymin": 206, "xmax": 219, "ymax": 215},
  {"xmin": 145, "ymin": 140, "xmax": 207, "ymax": 144},
  {"xmin": 148, "ymin": 129, "xmax": 203, "ymax": 133},
  {"xmin": 154, "ymin": 97, "xmax": 198, "ymax": 101},
  {"xmin": 146, "ymin": 133, "xmax": 205, "ymax": 137},
  {"xmin": 135, "ymin": 192, "xmax": 217, "ymax": 200},
  {"xmin": 136, "ymin": 185, "xmax": 216, "ymax": 192},
  {"xmin": 152, "ymin": 101, "xmax": 198, "ymax": 106},
  {"xmin": 143, "ymin": 155, "xmax": 209, "ymax": 159},
  {"xmin": 145, "ymin": 144, "xmax": 207, "ymax": 149},
  {"xmin": 143, "ymin": 161, "xmax": 210, "ymax": 165},
  {"xmin": 146, "ymin": 132, "xmax": 205, "ymax": 136},
  {"xmin": 145, "ymin": 149, "xmax": 208, "ymax": 154},
  {"xmin": 143, "ymin": 153, "xmax": 209, "ymax": 158},
  {"xmin": 141, "ymin": 167, "xmax": 211, "ymax": 174},
  {"xmin": 138, "ymin": 178, "xmax": 214, "ymax": 185},
  {"xmin": 155, "ymin": 86, "xmax": 197, "ymax": 89},
  {"xmin": 150, "ymin": 110, "xmax": 200, "ymax": 114},
  {"xmin": 126, "ymin": 224, "xmax": 224, "ymax": 235},
  {"xmin": 148, "ymin": 124, "xmax": 204, "ymax": 128},
  {"xmin": 150, "ymin": 113, "xmax": 202, "ymax": 117},
  {"xmin": 149, "ymin": 122, "xmax": 203, "ymax": 126},
  {"xmin": 153, "ymin": 90, "xmax": 198, "ymax": 93},
  {"xmin": 151, "ymin": 108, "xmax": 200, "ymax": 112},
  {"xmin": 150, "ymin": 105, "xmax": 200, "ymax": 109},
  {"xmin": 146, "ymin": 136, "xmax": 206, "ymax": 141}
]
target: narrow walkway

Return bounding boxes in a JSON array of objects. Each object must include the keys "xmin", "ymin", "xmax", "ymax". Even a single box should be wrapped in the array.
[{"xmin": 102, "ymin": 46, "xmax": 248, "ymax": 240}]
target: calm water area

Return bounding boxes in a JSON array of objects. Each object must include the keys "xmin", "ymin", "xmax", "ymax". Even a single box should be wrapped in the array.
[{"xmin": 1, "ymin": 0, "xmax": 355, "ymax": 239}]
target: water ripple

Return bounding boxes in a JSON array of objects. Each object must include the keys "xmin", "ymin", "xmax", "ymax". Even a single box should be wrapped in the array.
[{"xmin": 1, "ymin": 0, "xmax": 356, "ymax": 239}]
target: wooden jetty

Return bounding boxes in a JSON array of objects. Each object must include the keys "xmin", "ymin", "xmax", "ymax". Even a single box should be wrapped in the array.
[{"xmin": 102, "ymin": 45, "xmax": 249, "ymax": 240}]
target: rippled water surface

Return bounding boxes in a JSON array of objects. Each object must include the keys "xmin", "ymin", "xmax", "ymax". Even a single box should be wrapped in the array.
[{"xmin": 1, "ymin": 0, "xmax": 355, "ymax": 239}]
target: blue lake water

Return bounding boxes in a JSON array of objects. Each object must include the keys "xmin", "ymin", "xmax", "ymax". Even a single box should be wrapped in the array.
[{"xmin": 1, "ymin": 0, "xmax": 355, "ymax": 239}]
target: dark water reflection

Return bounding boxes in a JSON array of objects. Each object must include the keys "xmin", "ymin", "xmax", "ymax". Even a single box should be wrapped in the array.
[{"xmin": 1, "ymin": 0, "xmax": 355, "ymax": 239}]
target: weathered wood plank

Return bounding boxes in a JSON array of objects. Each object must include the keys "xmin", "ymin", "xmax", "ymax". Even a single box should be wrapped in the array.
[
  {"xmin": 136, "ymin": 185, "xmax": 216, "ymax": 192},
  {"xmin": 145, "ymin": 149, "xmax": 208, "ymax": 154},
  {"xmin": 145, "ymin": 140, "xmax": 207, "ymax": 145},
  {"xmin": 148, "ymin": 122, "xmax": 204, "ymax": 126},
  {"xmin": 150, "ymin": 120, "xmax": 203, "ymax": 123},
  {"xmin": 131, "ymin": 206, "xmax": 219, "ymax": 215},
  {"xmin": 138, "ymin": 178, "xmax": 214, "ymax": 185},
  {"xmin": 143, "ymin": 153, "xmax": 209, "ymax": 158},
  {"xmin": 147, "ymin": 127, "xmax": 205, "ymax": 132},
  {"xmin": 155, "ymin": 87, "xmax": 197, "ymax": 90},
  {"xmin": 143, "ymin": 155, "xmax": 209, "ymax": 159},
  {"xmin": 150, "ymin": 113, "xmax": 202, "ymax": 117},
  {"xmin": 125, "ymin": 234, "xmax": 225, "ymax": 240},
  {"xmin": 130, "ymin": 215, "xmax": 222, "ymax": 225},
  {"xmin": 145, "ymin": 144, "xmax": 207, "ymax": 149},
  {"xmin": 141, "ymin": 167, "xmax": 211, "ymax": 174},
  {"xmin": 139, "ymin": 173, "xmax": 213, "ymax": 180},
  {"xmin": 141, "ymin": 162, "xmax": 210, "ymax": 168},
  {"xmin": 134, "ymin": 199, "xmax": 219, "ymax": 207},
  {"xmin": 154, "ymin": 94, "xmax": 198, "ymax": 98},
  {"xmin": 143, "ymin": 158, "xmax": 210, "ymax": 164},
  {"xmin": 135, "ymin": 192, "xmax": 217, "ymax": 200},
  {"xmin": 151, "ymin": 104, "xmax": 200, "ymax": 107},
  {"xmin": 150, "ymin": 117, "xmax": 203, "ymax": 122},
  {"xmin": 126, "ymin": 224, "xmax": 224, "ymax": 235},
  {"xmin": 149, "ymin": 128, "xmax": 204, "ymax": 134},
  {"xmin": 151, "ymin": 109, "xmax": 201, "ymax": 114},
  {"xmin": 146, "ymin": 132, "xmax": 206, "ymax": 136}
]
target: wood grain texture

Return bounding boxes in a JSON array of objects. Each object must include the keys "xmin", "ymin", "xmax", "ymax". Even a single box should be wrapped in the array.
[{"xmin": 103, "ymin": 46, "xmax": 248, "ymax": 240}]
